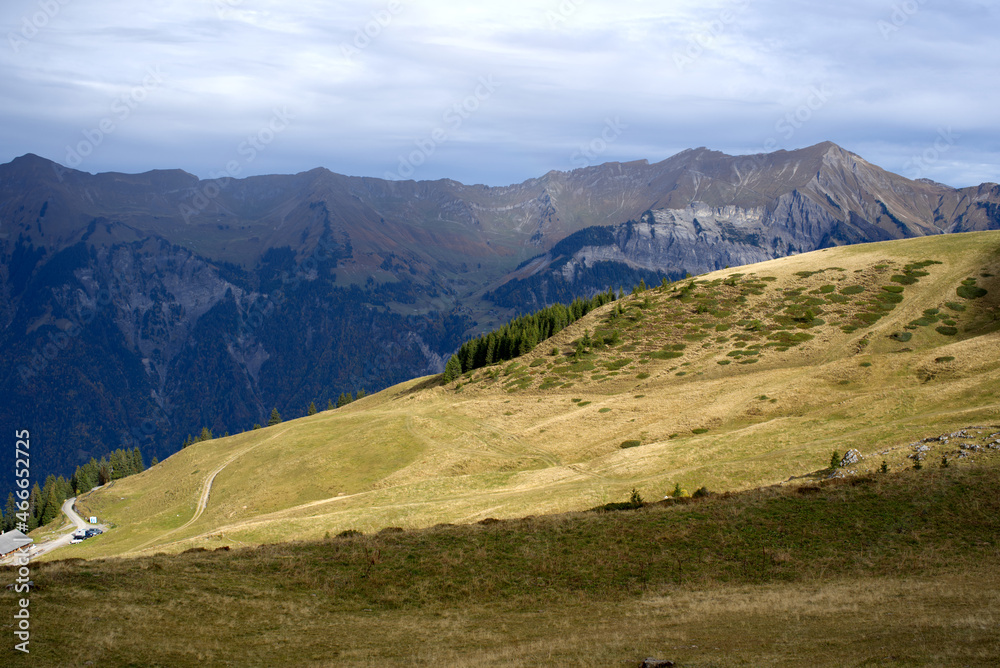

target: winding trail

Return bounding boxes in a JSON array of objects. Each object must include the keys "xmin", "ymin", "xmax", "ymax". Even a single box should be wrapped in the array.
[{"xmin": 125, "ymin": 427, "xmax": 290, "ymax": 556}]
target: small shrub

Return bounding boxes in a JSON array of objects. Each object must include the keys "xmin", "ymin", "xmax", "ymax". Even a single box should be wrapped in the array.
[
  {"xmin": 830, "ymin": 450, "xmax": 841, "ymax": 469},
  {"xmin": 692, "ymin": 428, "xmax": 709, "ymax": 434},
  {"xmin": 941, "ymin": 454, "xmax": 950, "ymax": 468},
  {"xmin": 598, "ymin": 408, "xmax": 611, "ymax": 413},
  {"xmin": 935, "ymin": 326, "xmax": 958, "ymax": 336},
  {"xmin": 636, "ymin": 372, "xmax": 651, "ymax": 379},
  {"xmin": 957, "ymin": 285, "xmax": 988, "ymax": 299},
  {"xmin": 914, "ymin": 460, "xmax": 923, "ymax": 471},
  {"xmin": 629, "ymin": 488, "xmax": 644, "ymax": 506},
  {"xmin": 889, "ymin": 332, "xmax": 912, "ymax": 343},
  {"xmin": 891, "ymin": 274, "xmax": 918, "ymax": 285},
  {"xmin": 337, "ymin": 529, "xmax": 363, "ymax": 539},
  {"xmin": 944, "ymin": 301, "xmax": 967, "ymax": 312},
  {"xmin": 692, "ymin": 486, "xmax": 711, "ymax": 498},
  {"xmin": 840, "ymin": 285, "xmax": 865, "ymax": 295},
  {"xmin": 935, "ymin": 356, "xmax": 955, "ymax": 363},
  {"xmin": 620, "ymin": 440, "xmax": 641, "ymax": 449},
  {"xmin": 880, "ymin": 460, "xmax": 889, "ymax": 474}
]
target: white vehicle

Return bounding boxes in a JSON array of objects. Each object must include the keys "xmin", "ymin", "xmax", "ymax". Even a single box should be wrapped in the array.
[{"xmin": 71, "ymin": 531, "xmax": 85, "ymax": 544}]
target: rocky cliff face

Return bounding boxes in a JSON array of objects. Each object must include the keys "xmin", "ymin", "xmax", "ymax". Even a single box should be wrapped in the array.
[
  {"xmin": 1, "ymin": 142, "xmax": 997, "ymax": 484},
  {"xmin": 494, "ymin": 145, "xmax": 1000, "ymax": 302}
]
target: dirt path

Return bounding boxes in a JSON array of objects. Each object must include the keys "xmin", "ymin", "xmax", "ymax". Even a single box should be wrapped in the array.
[{"xmin": 125, "ymin": 428, "xmax": 290, "ymax": 555}]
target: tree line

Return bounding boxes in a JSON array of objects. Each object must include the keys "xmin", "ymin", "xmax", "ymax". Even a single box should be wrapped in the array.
[
  {"xmin": 444, "ymin": 288, "xmax": 619, "ymax": 381},
  {"xmin": 1, "ymin": 446, "xmax": 147, "ymax": 533}
]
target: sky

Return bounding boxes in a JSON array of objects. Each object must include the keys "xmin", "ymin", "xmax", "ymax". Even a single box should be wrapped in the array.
[{"xmin": 1, "ymin": 0, "xmax": 997, "ymax": 188}]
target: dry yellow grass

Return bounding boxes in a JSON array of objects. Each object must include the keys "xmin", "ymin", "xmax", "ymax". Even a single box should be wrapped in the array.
[{"xmin": 58, "ymin": 231, "xmax": 1000, "ymax": 560}]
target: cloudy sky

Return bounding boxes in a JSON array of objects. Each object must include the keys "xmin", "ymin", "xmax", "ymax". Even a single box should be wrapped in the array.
[{"xmin": 1, "ymin": 0, "xmax": 997, "ymax": 187}]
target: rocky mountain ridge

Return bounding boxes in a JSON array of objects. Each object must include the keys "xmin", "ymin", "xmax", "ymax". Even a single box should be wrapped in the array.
[{"xmin": 1, "ymin": 142, "xmax": 997, "ymax": 484}]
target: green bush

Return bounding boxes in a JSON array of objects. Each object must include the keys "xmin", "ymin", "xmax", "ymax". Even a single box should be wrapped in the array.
[
  {"xmin": 936, "ymin": 326, "xmax": 958, "ymax": 336},
  {"xmin": 957, "ymin": 285, "xmax": 988, "ymax": 299},
  {"xmin": 620, "ymin": 440, "xmax": 641, "ymax": 449},
  {"xmin": 890, "ymin": 332, "xmax": 912, "ymax": 342},
  {"xmin": 840, "ymin": 285, "xmax": 865, "ymax": 295},
  {"xmin": 650, "ymin": 350, "xmax": 684, "ymax": 360},
  {"xmin": 692, "ymin": 428, "xmax": 709, "ymax": 434}
]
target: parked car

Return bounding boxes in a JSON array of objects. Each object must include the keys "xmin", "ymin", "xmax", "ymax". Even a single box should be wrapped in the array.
[{"xmin": 84, "ymin": 528, "xmax": 102, "ymax": 537}]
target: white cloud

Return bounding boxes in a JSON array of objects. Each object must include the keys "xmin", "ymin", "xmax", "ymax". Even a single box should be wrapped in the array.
[{"xmin": 0, "ymin": 0, "xmax": 996, "ymax": 187}]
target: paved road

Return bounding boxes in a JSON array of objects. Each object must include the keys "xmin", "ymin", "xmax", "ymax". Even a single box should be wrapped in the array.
[{"xmin": 1, "ymin": 497, "xmax": 101, "ymax": 563}]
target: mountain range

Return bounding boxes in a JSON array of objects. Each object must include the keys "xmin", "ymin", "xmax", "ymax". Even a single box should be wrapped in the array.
[{"xmin": 1, "ymin": 141, "xmax": 998, "ymax": 483}]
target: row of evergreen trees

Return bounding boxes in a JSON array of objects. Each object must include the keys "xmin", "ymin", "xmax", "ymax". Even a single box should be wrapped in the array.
[
  {"xmin": 443, "ymin": 288, "xmax": 619, "ymax": 381},
  {"xmin": 71, "ymin": 447, "xmax": 147, "ymax": 495},
  {"xmin": 1, "ymin": 474, "xmax": 73, "ymax": 533},
  {"xmin": 1, "ymin": 447, "xmax": 147, "ymax": 533}
]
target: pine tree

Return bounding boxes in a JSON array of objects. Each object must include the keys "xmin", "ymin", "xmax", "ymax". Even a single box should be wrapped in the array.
[
  {"xmin": 336, "ymin": 392, "xmax": 353, "ymax": 408},
  {"xmin": 443, "ymin": 354, "xmax": 462, "ymax": 382},
  {"xmin": 267, "ymin": 408, "xmax": 282, "ymax": 426},
  {"xmin": 28, "ymin": 483, "xmax": 42, "ymax": 530},
  {"xmin": 132, "ymin": 447, "xmax": 145, "ymax": 473},
  {"xmin": 40, "ymin": 484, "xmax": 59, "ymax": 526},
  {"xmin": 327, "ymin": 399, "xmax": 335, "ymax": 411},
  {"xmin": 199, "ymin": 427, "xmax": 213, "ymax": 442},
  {"xmin": 3, "ymin": 493, "xmax": 16, "ymax": 532},
  {"xmin": 150, "ymin": 456, "xmax": 159, "ymax": 467},
  {"xmin": 355, "ymin": 389, "xmax": 367, "ymax": 399},
  {"xmin": 307, "ymin": 401, "xmax": 317, "ymax": 416},
  {"xmin": 252, "ymin": 424, "xmax": 261, "ymax": 430}
]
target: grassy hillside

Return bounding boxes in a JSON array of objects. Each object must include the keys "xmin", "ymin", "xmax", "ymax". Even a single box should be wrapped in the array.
[
  {"xmin": 17, "ymin": 462, "xmax": 1000, "ymax": 666},
  {"xmin": 63, "ymin": 231, "xmax": 1000, "ymax": 559}
]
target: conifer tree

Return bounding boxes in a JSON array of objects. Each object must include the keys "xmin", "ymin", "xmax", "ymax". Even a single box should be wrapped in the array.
[
  {"xmin": 199, "ymin": 427, "xmax": 213, "ymax": 442},
  {"xmin": 268, "ymin": 408, "xmax": 282, "ymax": 426},
  {"xmin": 356, "ymin": 389, "xmax": 367, "ymax": 399},
  {"xmin": 3, "ymin": 493, "xmax": 16, "ymax": 532},
  {"xmin": 150, "ymin": 456, "xmax": 159, "ymax": 467},
  {"xmin": 443, "ymin": 354, "xmax": 462, "ymax": 382},
  {"xmin": 307, "ymin": 401, "xmax": 317, "ymax": 416},
  {"xmin": 327, "ymin": 399, "xmax": 335, "ymax": 411}
]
